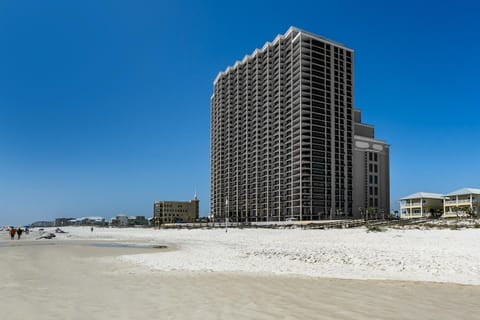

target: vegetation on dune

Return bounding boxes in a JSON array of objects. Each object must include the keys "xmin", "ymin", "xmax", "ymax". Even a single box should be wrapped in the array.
[{"xmin": 366, "ymin": 225, "xmax": 386, "ymax": 232}]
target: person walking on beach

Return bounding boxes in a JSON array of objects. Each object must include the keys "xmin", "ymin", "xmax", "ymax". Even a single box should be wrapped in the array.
[
  {"xmin": 9, "ymin": 228, "xmax": 16, "ymax": 240},
  {"xmin": 91, "ymin": 227, "xmax": 94, "ymax": 232},
  {"xmin": 16, "ymin": 227, "xmax": 23, "ymax": 240}
]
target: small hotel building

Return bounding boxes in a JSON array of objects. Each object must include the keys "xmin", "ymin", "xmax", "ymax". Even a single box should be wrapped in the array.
[
  {"xmin": 443, "ymin": 188, "xmax": 480, "ymax": 217},
  {"xmin": 400, "ymin": 192, "xmax": 444, "ymax": 218},
  {"xmin": 153, "ymin": 194, "xmax": 200, "ymax": 227}
]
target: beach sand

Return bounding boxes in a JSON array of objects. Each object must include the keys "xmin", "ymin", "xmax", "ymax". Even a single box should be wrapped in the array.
[{"xmin": 0, "ymin": 238, "xmax": 479, "ymax": 320}]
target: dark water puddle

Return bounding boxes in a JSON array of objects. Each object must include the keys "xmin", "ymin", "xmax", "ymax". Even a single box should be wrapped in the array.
[
  {"xmin": 0, "ymin": 241, "xmax": 57, "ymax": 247},
  {"xmin": 0, "ymin": 241, "xmax": 167, "ymax": 250},
  {"xmin": 92, "ymin": 243, "xmax": 167, "ymax": 249}
]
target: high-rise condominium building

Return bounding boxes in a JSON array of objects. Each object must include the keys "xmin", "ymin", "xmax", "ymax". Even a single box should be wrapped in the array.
[
  {"xmin": 211, "ymin": 27, "xmax": 389, "ymax": 222},
  {"xmin": 352, "ymin": 109, "xmax": 390, "ymax": 216}
]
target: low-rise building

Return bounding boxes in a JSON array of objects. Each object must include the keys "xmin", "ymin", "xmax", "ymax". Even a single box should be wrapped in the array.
[
  {"xmin": 72, "ymin": 217, "xmax": 106, "ymax": 226},
  {"xmin": 443, "ymin": 188, "xmax": 480, "ymax": 217},
  {"xmin": 31, "ymin": 221, "xmax": 55, "ymax": 228},
  {"xmin": 153, "ymin": 194, "xmax": 199, "ymax": 227},
  {"xmin": 399, "ymin": 187, "xmax": 480, "ymax": 219},
  {"xmin": 400, "ymin": 192, "xmax": 444, "ymax": 219},
  {"xmin": 111, "ymin": 214, "xmax": 129, "ymax": 227},
  {"xmin": 55, "ymin": 217, "xmax": 75, "ymax": 227},
  {"xmin": 127, "ymin": 216, "xmax": 149, "ymax": 227}
]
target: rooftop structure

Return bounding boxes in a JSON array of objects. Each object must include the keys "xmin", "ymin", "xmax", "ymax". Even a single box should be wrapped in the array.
[{"xmin": 401, "ymin": 192, "xmax": 444, "ymax": 200}]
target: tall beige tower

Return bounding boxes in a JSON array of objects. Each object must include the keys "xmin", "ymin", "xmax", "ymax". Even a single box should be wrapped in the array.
[{"xmin": 352, "ymin": 109, "xmax": 390, "ymax": 218}]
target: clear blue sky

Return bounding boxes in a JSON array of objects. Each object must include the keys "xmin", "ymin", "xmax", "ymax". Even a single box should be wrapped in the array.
[{"xmin": 1, "ymin": 0, "xmax": 479, "ymax": 225}]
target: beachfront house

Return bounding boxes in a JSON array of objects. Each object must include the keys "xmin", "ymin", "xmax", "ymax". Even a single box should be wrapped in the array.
[
  {"xmin": 399, "ymin": 192, "xmax": 444, "ymax": 219},
  {"xmin": 443, "ymin": 188, "xmax": 480, "ymax": 217},
  {"xmin": 30, "ymin": 221, "xmax": 55, "ymax": 227},
  {"xmin": 111, "ymin": 214, "xmax": 129, "ymax": 227},
  {"xmin": 127, "ymin": 216, "xmax": 149, "ymax": 227}
]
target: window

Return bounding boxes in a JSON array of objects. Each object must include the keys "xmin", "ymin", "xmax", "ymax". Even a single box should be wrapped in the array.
[{"xmin": 374, "ymin": 176, "xmax": 378, "ymax": 184}]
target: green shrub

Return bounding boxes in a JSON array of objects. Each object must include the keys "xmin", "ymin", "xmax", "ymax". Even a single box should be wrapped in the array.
[{"xmin": 366, "ymin": 225, "xmax": 386, "ymax": 232}]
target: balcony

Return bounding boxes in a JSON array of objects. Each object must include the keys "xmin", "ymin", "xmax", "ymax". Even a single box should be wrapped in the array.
[
  {"xmin": 401, "ymin": 202, "xmax": 422, "ymax": 207},
  {"xmin": 445, "ymin": 199, "xmax": 471, "ymax": 205}
]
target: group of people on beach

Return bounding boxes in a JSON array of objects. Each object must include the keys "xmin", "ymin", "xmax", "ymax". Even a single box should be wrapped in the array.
[{"xmin": 9, "ymin": 227, "xmax": 28, "ymax": 240}]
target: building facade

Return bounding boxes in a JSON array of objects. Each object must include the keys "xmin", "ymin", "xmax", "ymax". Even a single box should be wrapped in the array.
[
  {"xmin": 110, "ymin": 214, "xmax": 148, "ymax": 227},
  {"xmin": 399, "ymin": 192, "xmax": 444, "ymax": 219},
  {"xmin": 443, "ymin": 188, "xmax": 480, "ymax": 217},
  {"xmin": 30, "ymin": 221, "xmax": 55, "ymax": 228},
  {"xmin": 55, "ymin": 217, "xmax": 75, "ymax": 227},
  {"xmin": 111, "ymin": 214, "xmax": 129, "ymax": 227},
  {"xmin": 399, "ymin": 188, "xmax": 480, "ymax": 219},
  {"xmin": 211, "ymin": 27, "xmax": 389, "ymax": 222},
  {"xmin": 153, "ymin": 194, "xmax": 199, "ymax": 227},
  {"xmin": 352, "ymin": 109, "xmax": 390, "ymax": 217}
]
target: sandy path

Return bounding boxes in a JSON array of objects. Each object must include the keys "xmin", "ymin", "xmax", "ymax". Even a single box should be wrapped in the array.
[{"xmin": 0, "ymin": 239, "xmax": 479, "ymax": 319}]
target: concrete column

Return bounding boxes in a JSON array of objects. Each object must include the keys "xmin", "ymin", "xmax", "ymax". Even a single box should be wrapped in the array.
[{"xmin": 420, "ymin": 197, "xmax": 423, "ymax": 217}]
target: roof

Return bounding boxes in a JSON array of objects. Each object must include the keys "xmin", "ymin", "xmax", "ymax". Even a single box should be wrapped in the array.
[
  {"xmin": 446, "ymin": 188, "xmax": 480, "ymax": 196},
  {"xmin": 214, "ymin": 26, "xmax": 353, "ymax": 85},
  {"xmin": 76, "ymin": 216, "xmax": 105, "ymax": 221},
  {"xmin": 400, "ymin": 192, "xmax": 444, "ymax": 200}
]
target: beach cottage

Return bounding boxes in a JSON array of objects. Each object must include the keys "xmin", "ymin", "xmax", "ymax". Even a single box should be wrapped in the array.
[
  {"xmin": 399, "ymin": 192, "xmax": 444, "ymax": 219},
  {"xmin": 443, "ymin": 188, "xmax": 480, "ymax": 217}
]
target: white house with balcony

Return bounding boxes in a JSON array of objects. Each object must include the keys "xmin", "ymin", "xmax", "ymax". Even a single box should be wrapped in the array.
[
  {"xmin": 443, "ymin": 188, "xmax": 480, "ymax": 217},
  {"xmin": 399, "ymin": 192, "xmax": 444, "ymax": 219}
]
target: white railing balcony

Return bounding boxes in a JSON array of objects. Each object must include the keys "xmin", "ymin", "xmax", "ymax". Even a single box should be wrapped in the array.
[
  {"xmin": 445, "ymin": 199, "xmax": 471, "ymax": 205},
  {"xmin": 401, "ymin": 202, "xmax": 421, "ymax": 207}
]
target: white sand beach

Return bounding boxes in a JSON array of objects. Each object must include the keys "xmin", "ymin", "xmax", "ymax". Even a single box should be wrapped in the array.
[
  {"xmin": 60, "ymin": 225, "xmax": 480, "ymax": 285},
  {"xmin": 1, "ymin": 226, "xmax": 479, "ymax": 319}
]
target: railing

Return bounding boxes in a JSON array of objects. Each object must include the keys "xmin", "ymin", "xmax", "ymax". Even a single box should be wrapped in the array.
[
  {"xmin": 400, "ymin": 202, "xmax": 422, "ymax": 207},
  {"xmin": 159, "ymin": 219, "xmax": 367, "ymax": 230},
  {"xmin": 445, "ymin": 199, "xmax": 471, "ymax": 205},
  {"xmin": 400, "ymin": 212, "xmax": 426, "ymax": 217}
]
